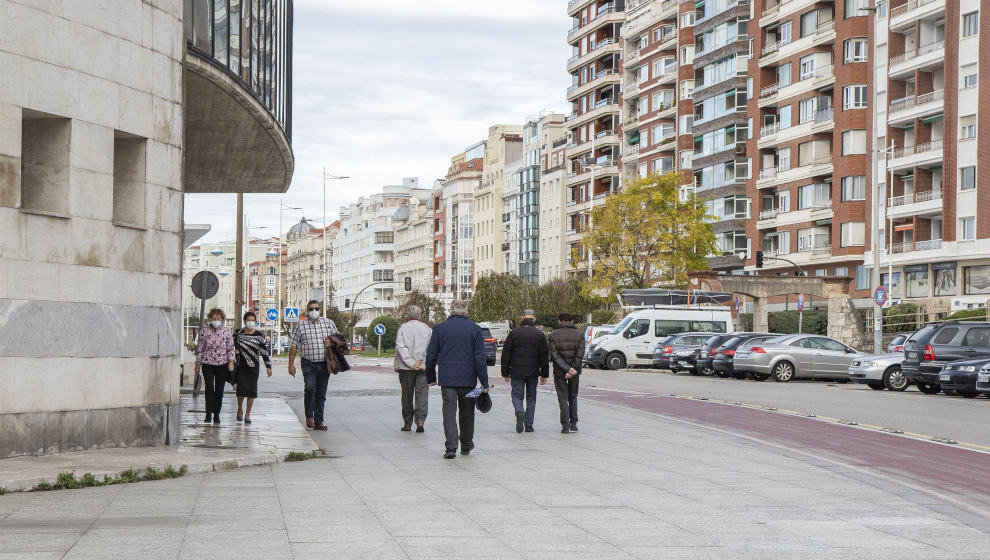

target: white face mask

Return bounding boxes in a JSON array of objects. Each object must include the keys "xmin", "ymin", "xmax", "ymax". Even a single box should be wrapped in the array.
[
  {"xmin": 308, "ymin": 310, "xmax": 320, "ymax": 319},
  {"xmin": 210, "ymin": 320, "xmax": 222, "ymax": 328},
  {"xmin": 245, "ymin": 321, "xmax": 256, "ymax": 329}
]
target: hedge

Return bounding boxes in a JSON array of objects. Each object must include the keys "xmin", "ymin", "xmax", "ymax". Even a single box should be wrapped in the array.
[{"xmin": 368, "ymin": 316, "xmax": 399, "ymax": 350}]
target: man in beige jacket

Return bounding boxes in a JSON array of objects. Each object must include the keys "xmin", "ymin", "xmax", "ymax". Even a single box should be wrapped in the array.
[{"xmin": 395, "ymin": 306, "xmax": 433, "ymax": 432}]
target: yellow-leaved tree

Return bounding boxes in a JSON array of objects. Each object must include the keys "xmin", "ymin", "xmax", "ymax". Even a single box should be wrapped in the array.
[{"xmin": 578, "ymin": 172, "xmax": 715, "ymax": 293}]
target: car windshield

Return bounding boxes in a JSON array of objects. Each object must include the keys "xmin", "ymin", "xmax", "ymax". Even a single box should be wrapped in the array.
[
  {"xmin": 721, "ymin": 337, "xmax": 743, "ymax": 349},
  {"xmin": 907, "ymin": 325, "xmax": 937, "ymax": 343},
  {"xmin": 610, "ymin": 317, "xmax": 634, "ymax": 335}
]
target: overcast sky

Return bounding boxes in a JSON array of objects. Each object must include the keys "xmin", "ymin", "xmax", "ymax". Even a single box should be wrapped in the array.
[{"xmin": 185, "ymin": 0, "xmax": 571, "ymax": 243}]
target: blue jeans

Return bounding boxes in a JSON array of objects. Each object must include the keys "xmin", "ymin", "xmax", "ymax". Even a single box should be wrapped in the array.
[
  {"xmin": 510, "ymin": 376, "xmax": 539, "ymax": 428},
  {"xmin": 301, "ymin": 358, "xmax": 331, "ymax": 425}
]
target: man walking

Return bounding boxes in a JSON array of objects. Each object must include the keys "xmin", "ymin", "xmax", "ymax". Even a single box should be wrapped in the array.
[
  {"xmin": 425, "ymin": 300, "xmax": 491, "ymax": 459},
  {"xmin": 395, "ymin": 305, "xmax": 432, "ymax": 432},
  {"xmin": 549, "ymin": 313, "xmax": 585, "ymax": 433},
  {"xmin": 287, "ymin": 300, "xmax": 339, "ymax": 431},
  {"xmin": 501, "ymin": 309, "xmax": 549, "ymax": 433}
]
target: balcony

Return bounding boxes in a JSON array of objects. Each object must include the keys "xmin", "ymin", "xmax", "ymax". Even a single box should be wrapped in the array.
[
  {"xmin": 890, "ymin": 0, "xmax": 946, "ymax": 31},
  {"xmin": 571, "ymin": 130, "xmax": 621, "ymax": 156},
  {"xmin": 887, "ymin": 89, "xmax": 944, "ymax": 126},
  {"xmin": 759, "ymin": 20, "xmax": 836, "ymax": 68},
  {"xmin": 567, "ymin": 6, "xmax": 624, "ymax": 43},
  {"xmin": 891, "ymin": 239, "xmax": 942, "ymax": 254},
  {"xmin": 566, "ymin": 162, "xmax": 621, "ymax": 186},
  {"xmin": 567, "ymin": 38, "xmax": 621, "ymax": 72},
  {"xmin": 568, "ymin": 69, "xmax": 621, "ymax": 101},
  {"xmin": 568, "ymin": 0, "xmax": 595, "ymax": 16},
  {"xmin": 888, "ymin": 140, "xmax": 943, "ymax": 171},
  {"xmin": 757, "ymin": 156, "xmax": 833, "ymax": 189},
  {"xmin": 569, "ymin": 99, "xmax": 620, "ymax": 129},
  {"xmin": 888, "ymin": 188, "xmax": 943, "ymax": 219},
  {"xmin": 889, "ymin": 40, "xmax": 945, "ymax": 78},
  {"xmin": 623, "ymin": 144, "xmax": 641, "ymax": 157},
  {"xmin": 811, "ymin": 244, "xmax": 832, "ymax": 257},
  {"xmin": 626, "ymin": 0, "xmax": 679, "ymax": 35}
]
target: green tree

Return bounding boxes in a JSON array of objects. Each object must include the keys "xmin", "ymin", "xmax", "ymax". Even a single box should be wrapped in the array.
[
  {"xmin": 469, "ymin": 273, "xmax": 529, "ymax": 322},
  {"xmin": 393, "ymin": 290, "xmax": 449, "ymax": 326},
  {"xmin": 579, "ymin": 172, "xmax": 716, "ymax": 293},
  {"xmin": 325, "ymin": 306, "xmax": 358, "ymax": 341},
  {"xmin": 368, "ymin": 315, "xmax": 399, "ymax": 350}
]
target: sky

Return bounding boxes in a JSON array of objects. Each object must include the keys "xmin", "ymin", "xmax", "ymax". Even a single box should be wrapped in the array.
[{"xmin": 184, "ymin": 0, "xmax": 572, "ymax": 243}]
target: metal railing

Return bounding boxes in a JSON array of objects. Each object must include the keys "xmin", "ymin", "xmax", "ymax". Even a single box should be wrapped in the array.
[
  {"xmin": 759, "ymin": 209, "xmax": 779, "ymax": 220},
  {"xmin": 890, "ymin": 0, "xmax": 943, "ymax": 19},
  {"xmin": 759, "ymin": 167, "xmax": 778, "ymax": 180},
  {"xmin": 813, "ymin": 107, "xmax": 834, "ymax": 124},
  {"xmin": 761, "ymin": 122, "xmax": 781, "ymax": 137},
  {"xmin": 812, "ymin": 244, "xmax": 832, "ymax": 256},
  {"xmin": 760, "ymin": 82, "xmax": 780, "ymax": 98},
  {"xmin": 888, "ymin": 89, "xmax": 944, "ymax": 114},
  {"xmin": 890, "ymin": 40, "xmax": 945, "ymax": 66},
  {"xmin": 890, "ymin": 189, "xmax": 942, "ymax": 207},
  {"xmin": 893, "ymin": 139, "xmax": 943, "ymax": 158}
]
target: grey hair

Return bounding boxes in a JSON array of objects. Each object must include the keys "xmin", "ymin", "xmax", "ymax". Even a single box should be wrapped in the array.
[
  {"xmin": 406, "ymin": 305, "xmax": 422, "ymax": 320},
  {"xmin": 450, "ymin": 299, "xmax": 469, "ymax": 316}
]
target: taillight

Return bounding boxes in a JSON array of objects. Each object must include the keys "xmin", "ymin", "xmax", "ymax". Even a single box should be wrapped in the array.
[
  {"xmin": 709, "ymin": 348, "xmax": 717, "ymax": 356},
  {"xmin": 893, "ymin": 345, "xmax": 904, "ymax": 352},
  {"xmin": 485, "ymin": 338, "xmax": 496, "ymax": 344},
  {"xmin": 750, "ymin": 346, "xmax": 766, "ymax": 353},
  {"xmin": 663, "ymin": 346, "xmax": 673, "ymax": 354},
  {"xmin": 923, "ymin": 344, "xmax": 935, "ymax": 361},
  {"xmin": 723, "ymin": 349, "xmax": 735, "ymax": 357}
]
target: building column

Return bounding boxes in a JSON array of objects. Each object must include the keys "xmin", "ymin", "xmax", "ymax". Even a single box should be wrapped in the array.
[{"xmin": 753, "ymin": 297, "xmax": 769, "ymax": 333}]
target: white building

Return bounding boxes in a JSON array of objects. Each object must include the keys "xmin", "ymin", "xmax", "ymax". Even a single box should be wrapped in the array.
[
  {"xmin": 285, "ymin": 218, "xmax": 338, "ymax": 311},
  {"xmin": 441, "ymin": 146, "xmax": 484, "ymax": 299},
  {"xmin": 333, "ymin": 178, "xmax": 430, "ymax": 326},
  {"xmin": 540, "ymin": 119, "xmax": 569, "ymax": 282},
  {"xmin": 394, "ymin": 197, "xmax": 435, "ymax": 297}
]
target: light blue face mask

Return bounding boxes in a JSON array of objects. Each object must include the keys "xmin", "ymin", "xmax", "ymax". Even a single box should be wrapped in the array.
[
  {"xmin": 245, "ymin": 321, "xmax": 257, "ymax": 329},
  {"xmin": 210, "ymin": 320, "xmax": 222, "ymax": 328}
]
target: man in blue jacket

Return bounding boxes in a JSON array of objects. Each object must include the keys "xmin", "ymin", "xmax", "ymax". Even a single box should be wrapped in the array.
[{"xmin": 425, "ymin": 299, "xmax": 491, "ymax": 459}]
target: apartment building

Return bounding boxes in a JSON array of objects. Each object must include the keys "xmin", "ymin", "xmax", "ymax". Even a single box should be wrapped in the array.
[
  {"xmin": 864, "ymin": 0, "xmax": 990, "ymax": 311},
  {"xmin": 394, "ymin": 196, "xmax": 436, "ymax": 298},
  {"xmin": 332, "ymin": 179, "xmax": 430, "ymax": 326},
  {"xmin": 247, "ymin": 251, "xmax": 285, "ymax": 318},
  {"xmin": 475, "ymin": 126, "xmax": 523, "ymax": 279},
  {"xmin": 540, "ymin": 121, "xmax": 570, "ymax": 283},
  {"xmin": 182, "ymin": 240, "xmax": 274, "ymax": 325},
  {"xmin": 439, "ymin": 146, "xmax": 484, "ymax": 299},
  {"xmin": 501, "ymin": 158, "xmax": 524, "ymax": 278},
  {"xmin": 621, "ymin": 0, "xmax": 694, "ymax": 187},
  {"xmin": 285, "ymin": 218, "xmax": 339, "ymax": 311},
  {"xmin": 565, "ymin": 0, "xmax": 625, "ymax": 276},
  {"xmin": 744, "ymin": 0, "xmax": 871, "ymax": 297}
]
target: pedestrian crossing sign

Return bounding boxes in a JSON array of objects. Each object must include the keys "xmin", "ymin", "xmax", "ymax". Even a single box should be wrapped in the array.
[{"xmin": 284, "ymin": 307, "xmax": 300, "ymax": 323}]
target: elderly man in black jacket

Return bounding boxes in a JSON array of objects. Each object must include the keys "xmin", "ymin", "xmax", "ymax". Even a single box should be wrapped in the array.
[
  {"xmin": 549, "ymin": 313, "xmax": 586, "ymax": 433},
  {"xmin": 501, "ymin": 309, "xmax": 550, "ymax": 433}
]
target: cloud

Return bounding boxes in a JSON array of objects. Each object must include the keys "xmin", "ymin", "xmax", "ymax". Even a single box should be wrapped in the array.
[{"xmin": 185, "ymin": 2, "xmax": 571, "ymax": 243}]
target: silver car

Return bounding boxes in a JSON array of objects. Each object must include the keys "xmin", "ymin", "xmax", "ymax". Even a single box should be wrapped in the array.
[
  {"xmin": 733, "ymin": 334, "xmax": 864, "ymax": 382},
  {"xmin": 848, "ymin": 353, "xmax": 908, "ymax": 391}
]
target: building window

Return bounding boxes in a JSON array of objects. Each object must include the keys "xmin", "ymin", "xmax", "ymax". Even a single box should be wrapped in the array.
[
  {"xmin": 842, "ymin": 85, "xmax": 867, "ymax": 109},
  {"xmin": 961, "ymin": 166, "xmax": 976, "ymax": 190},
  {"xmin": 964, "ymin": 265, "xmax": 990, "ymax": 295},
  {"xmin": 845, "ymin": 0, "xmax": 869, "ymax": 18},
  {"xmin": 964, "ymin": 74, "xmax": 978, "ymax": 88},
  {"xmin": 905, "ymin": 266, "xmax": 929, "ymax": 298},
  {"xmin": 835, "ymin": 266, "xmax": 849, "ymax": 277},
  {"xmin": 961, "ymin": 217, "xmax": 976, "ymax": 240},
  {"xmin": 963, "ymin": 12, "xmax": 979, "ymax": 37},
  {"xmin": 799, "ymin": 54, "xmax": 816, "ymax": 80},
  {"xmin": 934, "ymin": 263, "xmax": 957, "ymax": 296},
  {"xmin": 844, "ymin": 38, "xmax": 868, "ymax": 63},
  {"xmin": 778, "ymin": 63, "xmax": 792, "ymax": 87},
  {"xmin": 21, "ymin": 113, "xmax": 71, "ymax": 216},
  {"xmin": 961, "ymin": 115, "xmax": 977, "ymax": 139},
  {"xmin": 840, "ymin": 221, "xmax": 865, "ymax": 247},
  {"xmin": 112, "ymin": 133, "xmax": 148, "ymax": 228},
  {"xmin": 855, "ymin": 265, "xmax": 869, "ymax": 290},
  {"xmin": 841, "ymin": 176, "xmax": 866, "ymax": 201},
  {"xmin": 842, "ymin": 130, "xmax": 866, "ymax": 155}
]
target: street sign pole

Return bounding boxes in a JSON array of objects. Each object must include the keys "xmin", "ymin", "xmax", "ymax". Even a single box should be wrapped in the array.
[
  {"xmin": 797, "ymin": 294, "xmax": 804, "ymax": 334},
  {"xmin": 378, "ymin": 334, "xmax": 382, "ymax": 357},
  {"xmin": 873, "ymin": 286, "xmax": 888, "ymax": 354}
]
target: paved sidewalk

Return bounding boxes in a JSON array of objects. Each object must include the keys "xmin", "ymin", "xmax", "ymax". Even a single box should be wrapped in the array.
[
  {"xmin": 0, "ymin": 395, "xmax": 317, "ymax": 492},
  {"xmin": 2, "ymin": 370, "xmax": 989, "ymax": 559}
]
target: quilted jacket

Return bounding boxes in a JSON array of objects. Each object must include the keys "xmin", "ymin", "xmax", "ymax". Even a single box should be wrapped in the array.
[{"xmin": 425, "ymin": 315, "xmax": 490, "ymax": 388}]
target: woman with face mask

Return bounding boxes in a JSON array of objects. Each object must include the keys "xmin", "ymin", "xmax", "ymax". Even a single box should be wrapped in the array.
[
  {"xmin": 233, "ymin": 311, "xmax": 272, "ymax": 423},
  {"xmin": 194, "ymin": 308, "xmax": 236, "ymax": 424}
]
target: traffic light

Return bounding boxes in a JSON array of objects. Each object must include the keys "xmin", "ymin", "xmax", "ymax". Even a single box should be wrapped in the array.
[
  {"xmin": 404, "ymin": 276, "xmax": 412, "ymax": 291},
  {"xmin": 755, "ymin": 250, "xmax": 764, "ymax": 268}
]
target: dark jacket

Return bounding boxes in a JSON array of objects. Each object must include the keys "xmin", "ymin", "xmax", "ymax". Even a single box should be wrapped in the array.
[
  {"xmin": 500, "ymin": 320, "xmax": 550, "ymax": 378},
  {"xmin": 324, "ymin": 333, "xmax": 350, "ymax": 374},
  {"xmin": 549, "ymin": 324, "xmax": 585, "ymax": 376},
  {"xmin": 425, "ymin": 315, "xmax": 490, "ymax": 388}
]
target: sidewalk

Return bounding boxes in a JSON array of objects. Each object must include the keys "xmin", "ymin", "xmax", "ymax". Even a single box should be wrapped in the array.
[
  {"xmin": 0, "ymin": 394, "xmax": 318, "ymax": 492},
  {"xmin": 2, "ymin": 369, "xmax": 989, "ymax": 559}
]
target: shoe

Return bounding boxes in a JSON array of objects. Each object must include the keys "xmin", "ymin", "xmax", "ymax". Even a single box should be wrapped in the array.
[
  {"xmin": 561, "ymin": 426, "xmax": 570, "ymax": 433},
  {"xmin": 204, "ymin": 413, "xmax": 212, "ymax": 423},
  {"xmin": 460, "ymin": 449, "xmax": 471, "ymax": 456},
  {"xmin": 570, "ymin": 425, "xmax": 578, "ymax": 432},
  {"xmin": 306, "ymin": 418, "xmax": 315, "ymax": 429},
  {"xmin": 416, "ymin": 422, "xmax": 424, "ymax": 433},
  {"xmin": 314, "ymin": 424, "xmax": 328, "ymax": 431},
  {"xmin": 525, "ymin": 426, "xmax": 534, "ymax": 433},
  {"xmin": 244, "ymin": 418, "xmax": 252, "ymax": 425},
  {"xmin": 515, "ymin": 412, "xmax": 524, "ymax": 433},
  {"xmin": 236, "ymin": 411, "xmax": 243, "ymax": 422},
  {"xmin": 213, "ymin": 417, "xmax": 221, "ymax": 425},
  {"xmin": 444, "ymin": 451, "xmax": 456, "ymax": 459},
  {"xmin": 401, "ymin": 424, "xmax": 412, "ymax": 432}
]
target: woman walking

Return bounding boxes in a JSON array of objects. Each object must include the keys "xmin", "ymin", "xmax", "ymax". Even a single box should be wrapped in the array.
[
  {"xmin": 195, "ymin": 308, "xmax": 235, "ymax": 424},
  {"xmin": 234, "ymin": 311, "xmax": 272, "ymax": 424}
]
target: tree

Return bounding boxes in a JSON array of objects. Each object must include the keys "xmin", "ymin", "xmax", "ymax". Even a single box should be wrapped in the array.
[
  {"xmin": 325, "ymin": 306, "xmax": 358, "ymax": 342},
  {"xmin": 393, "ymin": 290, "xmax": 449, "ymax": 326},
  {"xmin": 368, "ymin": 315, "xmax": 399, "ymax": 350},
  {"xmin": 579, "ymin": 172, "xmax": 716, "ymax": 293},
  {"xmin": 469, "ymin": 273, "xmax": 529, "ymax": 323}
]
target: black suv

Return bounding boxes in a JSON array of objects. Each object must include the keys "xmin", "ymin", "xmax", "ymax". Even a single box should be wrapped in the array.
[
  {"xmin": 712, "ymin": 333, "xmax": 778, "ymax": 379},
  {"xmin": 902, "ymin": 321, "xmax": 990, "ymax": 394},
  {"xmin": 696, "ymin": 333, "xmax": 755, "ymax": 375}
]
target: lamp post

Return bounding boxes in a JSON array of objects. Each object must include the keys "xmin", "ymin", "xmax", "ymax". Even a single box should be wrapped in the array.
[
  {"xmin": 861, "ymin": 0, "xmax": 886, "ymax": 354},
  {"xmin": 322, "ymin": 169, "xmax": 349, "ymax": 310},
  {"xmin": 278, "ymin": 202, "xmax": 301, "ymax": 349}
]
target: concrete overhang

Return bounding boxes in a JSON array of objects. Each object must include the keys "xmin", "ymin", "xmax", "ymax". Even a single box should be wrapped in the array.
[
  {"xmin": 183, "ymin": 54, "xmax": 294, "ymax": 194},
  {"xmin": 183, "ymin": 224, "xmax": 212, "ymax": 249}
]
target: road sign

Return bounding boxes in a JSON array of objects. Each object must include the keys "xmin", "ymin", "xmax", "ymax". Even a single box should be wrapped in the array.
[
  {"xmin": 284, "ymin": 307, "xmax": 300, "ymax": 323},
  {"xmin": 874, "ymin": 285, "xmax": 888, "ymax": 307},
  {"xmin": 797, "ymin": 294, "xmax": 805, "ymax": 311},
  {"xmin": 265, "ymin": 308, "xmax": 279, "ymax": 322},
  {"xmin": 373, "ymin": 323, "xmax": 386, "ymax": 336},
  {"xmin": 734, "ymin": 296, "xmax": 740, "ymax": 312},
  {"xmin": 190, "ymin": 271, "xmax": 219, "ymax": 300}
]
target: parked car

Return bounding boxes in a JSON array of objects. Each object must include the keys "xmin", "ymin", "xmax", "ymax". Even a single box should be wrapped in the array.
[
  {"xmin": 651, "ymin": 332, "xmax": 716, "ymax": 373},
  {"xmin": 712, "ymin": 333, "xmax": 779, "ymax": 379},
  {"xmin": 587, "ymin": 307, "xmax": 731, "ymax": 370},
  {"xmin": 481, "ymin": 327, "xmax": 497, "ymax": 366},
  {"xmin": 848, "ymin": 353, "xmax": 908, "ymax": 391},
  {"xmin": 695, "ymin": 333, "xmax": 741, "ymax": 376},
  {"xmin": 975, "ymin": 362, "xmax": 990, "ymax": 397},
  {"xmin": 582, "ymin": 324, "xmax": 616, "ymax": 368},
  {"xmin": 478, "ymin": 321, "xmax": 511, "ymax": 345},
  {"xmin": 937, "ymin": 358, "xmax": 990, "ymax": 398},
  {"xmin": 886, "ymin": 334, "xmax": 908, "ymax": 353},
  {"xmin": 901, "ymin": 321, "xmax": 990, "ymax": 395},
  {"xmin": 733, "ymin": 334, "xmax": 864, "ymax": 382}
]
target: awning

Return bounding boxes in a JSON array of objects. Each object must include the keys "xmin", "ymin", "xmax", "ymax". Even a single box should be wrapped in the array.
[
  {"xmin": 894, "ymin": 223, "xmax": 915, "ymax": 232},
  {"xmin": 921, "ymin": 113, "xmax": 943, "ymax": 123}
]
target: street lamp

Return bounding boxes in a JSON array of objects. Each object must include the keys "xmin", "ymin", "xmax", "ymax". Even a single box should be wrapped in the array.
[
  {"xmin": 278, "ymin": 202, "xmax": 302, "ymax": 348},
  {"xmin": 322, "ymin": 169, "xmax": 349, "ymax": 310}
]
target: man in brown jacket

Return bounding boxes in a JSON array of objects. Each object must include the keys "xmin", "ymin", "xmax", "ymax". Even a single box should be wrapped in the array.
[{"xmin": 548, "ymin": 313, "xmax": 585, "ymax": 433}]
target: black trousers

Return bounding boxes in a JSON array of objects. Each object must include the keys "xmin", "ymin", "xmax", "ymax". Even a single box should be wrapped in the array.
[
  {"xmin": 441, "ymin": 386, "xmax": 475, "ymax": 452},
  {"xmin": 202, "ymin": 364, "xmax": 227, "ymax": 415},
  {"xmin": 554, "ymin": 374, "xmax": 579, "ymax": 428},
  {"xmin": 398, "ymin": 370, "xmax": 429, "ymax": 425}
]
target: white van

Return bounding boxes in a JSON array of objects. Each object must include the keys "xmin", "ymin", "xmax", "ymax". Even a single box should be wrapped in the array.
[
  {"xmin": 477, "ymin": 321, "xmax": 511, "ymax": 345},
  {"xmin": 586, "ymin": 306, "xmax": 732, "ymax": 370}
]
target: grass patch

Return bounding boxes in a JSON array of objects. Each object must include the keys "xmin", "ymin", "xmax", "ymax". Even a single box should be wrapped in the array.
[
  {"xmin": 33, "ymin": 481, "xmax": 52, "ymax": 491},
  {"xmin": 285, "ymin": 449, "xmax": 327, "ymax": 462},
  {"xmin": 28, "ymin": 465, "xmax": 190, "ymax": 493},
  {"xmin": 0, "ymin": 486, "xmax": 6, "ymax": 495},
  {"xmin": 354, "ymin": 348, "xmax": 396, "ymax": 359},
  {"xmin": 56, "ymin": 472, "xmax": 81, "ymax": 489},
  {"xmin": 118, "ymin": 468, "xmax": 140, "ymax": 483}
]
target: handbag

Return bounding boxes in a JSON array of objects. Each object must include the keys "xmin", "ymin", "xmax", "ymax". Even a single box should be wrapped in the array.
[{"xmin": 226, "ymin": 369, "xmax": 238, "ymax": 386}]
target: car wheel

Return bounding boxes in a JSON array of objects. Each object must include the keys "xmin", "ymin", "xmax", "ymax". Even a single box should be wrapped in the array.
[
  {"xmin": 714, "ymin": 370, "xmax": 731, "ymax": 379},
  {"xmin": 834, "ymin": 378, "xmax": 850, "ymax": 384},
  {"xmin": 605, "ymin": 352, "xmax": 626, "ymax": 371},
  {"xmin": 883, "ymin": 366, "xmax": 908, "ymax": 392},
  {"xmin": 731, "ymin": 372, "xmax": 747, "ymax": 380},
  {"xmin": 487, "ymin": 358, "xmax": 496, "ymax": 366},
  {"xmin": 751, "ymin": 372, "xmax": 770, "ymax": 382},
  {"xmin": 772, "ymin": 361, "xmax": 795, "ymax": 382},
  {"xmin": 916, "ymin": 382, "xmax": 941, "ymax": 395},
  {"xmin": 702, "ymin": 368, "xmax": 715, "ymax": 376},
  {"xmin": 960, "ymin": 391, "xmax": 979, "ymax": 398},
  {"xmin": 867, "ymin": 381, "xmax": 885, "ymax": 390},
  {"xmin": 688, "ymin": 368, "xmax": 701, "ymax": 376}
]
